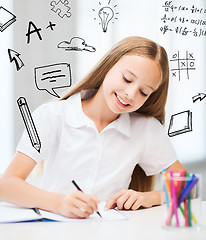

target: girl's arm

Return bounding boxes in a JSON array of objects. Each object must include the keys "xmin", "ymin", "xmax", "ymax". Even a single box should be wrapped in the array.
[
  {"xmin": 0, "ymin": 152, "xmax": 99, "ymax": 218},
  {"xmin": 105, "ymin": 160, "xmax": 186, "ymax": 210}
]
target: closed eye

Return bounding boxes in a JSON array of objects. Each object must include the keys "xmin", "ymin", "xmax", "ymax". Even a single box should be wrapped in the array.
[
  {"xmin": 123, "ymin": 76, "xmax": 132, "ymax": 83},
  {"xmin": 140, "ymin": 90, "xmax": 148, "ymax": 97}
]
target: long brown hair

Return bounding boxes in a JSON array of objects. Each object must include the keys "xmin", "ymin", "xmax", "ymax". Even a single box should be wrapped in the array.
[
  {"xmin": 61, "ymin": 36, "xmax": 169, "ymax": 125},
  {"xmin": 61, "ymin": 36, "xmax": 169, "ymax": 192}
]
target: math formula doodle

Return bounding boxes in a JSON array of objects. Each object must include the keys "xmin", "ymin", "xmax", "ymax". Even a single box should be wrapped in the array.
[
  {"xmin": 160, "ymin": 1, "xmax": 206, "ymax": 37},
  {"xmin": 170, "ymin": 51, "xmax": 196, "ymax": 81}
]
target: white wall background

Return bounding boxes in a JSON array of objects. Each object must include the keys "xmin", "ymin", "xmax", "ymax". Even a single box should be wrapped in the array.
[{"xmin": 1, "ymin": 0, "xmax": 206, "ymax": 197}]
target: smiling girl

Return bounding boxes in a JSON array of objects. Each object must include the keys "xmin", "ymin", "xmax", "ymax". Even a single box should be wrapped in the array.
[{"xmin": 0, "ymin": 36, "xmax": 185, "ymax": 218}]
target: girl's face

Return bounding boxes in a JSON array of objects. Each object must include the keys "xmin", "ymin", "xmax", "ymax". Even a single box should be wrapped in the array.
[{"xmin": 102, "ymin": 55, "xmax": 162, "ymax": 114}]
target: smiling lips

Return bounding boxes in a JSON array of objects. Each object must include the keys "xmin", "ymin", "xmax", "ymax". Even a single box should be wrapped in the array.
[{"xmin": 115, "ymin": 92, "xmax": 130, "ymax": 108}]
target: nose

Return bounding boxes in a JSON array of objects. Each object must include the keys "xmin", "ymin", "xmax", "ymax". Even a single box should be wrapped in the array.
[{"xmin": 125, "ymin": 85, "xmax": 138, "ymax": 101}]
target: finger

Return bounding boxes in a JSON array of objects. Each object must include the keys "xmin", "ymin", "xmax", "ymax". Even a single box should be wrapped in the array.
[
  {"xmin": 131, "ymin": 199, "xmax": 142, "ymax": 210},
  {"xmin": 116, "ymin": 191, "xmax": 131, "ymax": 210},
  {"xmin": 74, "ymin": 191, "xmax": 99, "ymax": 212},
  {"xmin": 70, "ymin": 205, "xmax": 91, "ymax": 219},
  {"xmin": 72, "ymin": 198, "xmax": 94, "ymax": 215},
  {"xmin": 123, "ymin": 193, "xmax": 138, "ymax": 210},
  {"xmin": 105, "ymin": 189, "xmax": 127, "ymax": 210}
]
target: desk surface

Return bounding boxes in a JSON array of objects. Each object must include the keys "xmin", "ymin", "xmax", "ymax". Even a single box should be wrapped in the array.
[{"xmin": 0, "ymin": 202, "xmax": 205, "ymax": 240}]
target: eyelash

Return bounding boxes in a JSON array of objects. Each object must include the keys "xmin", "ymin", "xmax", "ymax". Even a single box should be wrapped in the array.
[
  {"xmin": 140, "ymin": 90, "xmax": 148, "ymax": 97},
  {"xmin": 123, "ymin": 76, "xmax": 132, "ymax": 83}
]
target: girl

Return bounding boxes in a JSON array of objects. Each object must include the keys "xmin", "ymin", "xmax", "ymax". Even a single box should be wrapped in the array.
[{"xmin": 0, "ymin": 36, "xmax": 185, "ymax": 219}]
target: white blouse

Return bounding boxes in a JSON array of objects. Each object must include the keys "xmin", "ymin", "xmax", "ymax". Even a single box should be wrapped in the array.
[{"xmin": 17, "ymin": 92, "xmax": 177, "ymax": 201}]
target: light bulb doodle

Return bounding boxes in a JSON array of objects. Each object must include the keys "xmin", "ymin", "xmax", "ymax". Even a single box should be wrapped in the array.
[
  {"xmin": 98, "ymin": 7, "xmax": 114, "ymax": 33},
  {"xmin": 92, "ymin": 1, "xmax": 119, "ymax": 33}
]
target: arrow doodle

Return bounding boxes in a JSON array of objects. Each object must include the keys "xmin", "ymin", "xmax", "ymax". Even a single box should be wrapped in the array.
[
  {"xmin": 8, "ymin": 49, "xmax": 25, "ymax": 71},
  {"xmin": 192, "ymin": 93, "xmax": 206, "ymax": 103}
]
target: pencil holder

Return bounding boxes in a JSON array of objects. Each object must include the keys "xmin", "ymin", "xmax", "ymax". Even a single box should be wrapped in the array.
[{"xmin": 161, "ymin": 171, "xmax": 201, "ymax": 231}]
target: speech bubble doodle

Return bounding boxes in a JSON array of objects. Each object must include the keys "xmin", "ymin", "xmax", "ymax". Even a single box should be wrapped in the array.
[{"xmin": 34, "ymin": 63, "xmax": 72, "ymax": 98}]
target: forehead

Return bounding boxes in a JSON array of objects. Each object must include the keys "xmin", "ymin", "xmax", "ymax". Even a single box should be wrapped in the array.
[{"xmin": 116, "ymin": 55, "xmax": 162, "ymax": 88}]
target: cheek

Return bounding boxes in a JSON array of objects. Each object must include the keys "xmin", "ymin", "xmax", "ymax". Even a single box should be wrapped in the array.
[{"xmin": 133, "ymin": 96, "xmax": 148, "ymax": 110}]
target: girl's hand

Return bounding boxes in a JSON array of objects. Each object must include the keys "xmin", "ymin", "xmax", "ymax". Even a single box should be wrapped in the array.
[
  {"xmin": 104, "ymin": 189, "xmax": 161, "ymax": 211},
  {"xmin": 58, "ymin": 190, "xmax": 100, "ymax": 218}
]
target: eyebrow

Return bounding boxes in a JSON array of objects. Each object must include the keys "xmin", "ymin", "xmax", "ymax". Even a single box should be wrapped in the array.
[{"xmin": 126, "ymin": 70, "xmax": 155, "ymax": 91}]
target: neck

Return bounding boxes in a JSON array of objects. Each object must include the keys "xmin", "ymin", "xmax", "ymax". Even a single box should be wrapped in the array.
[{"xmin": 82, "ymin": 87, "xmax": 119, "ymax": 132}]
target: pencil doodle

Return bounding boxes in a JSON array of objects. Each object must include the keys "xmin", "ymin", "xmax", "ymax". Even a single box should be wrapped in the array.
[
  {"xmin": 34, "ymin": 63, "xmax": 72, "ymax": 98},
  {"xmin": 57, "ymin": 37, "xmax": 96, "ymax": 52},
  {"xmin": 170, "ymin": 51, "xmax": 196, "ymax": 81},
  {"xmin": 92, "ymin": 0, "xmax": 119, "ymax": 32},
  {"xmin": 17, "ymin": 97, "xmax": 41, "ymax": 153},
  {"xmin": 26, "ymin": 21, "xmax": 43, "ymax": 44},
  {"xmin": 50, "ymin": 0, "xmax": 71, "ymax": 18},
  {"xmin": 192, "ymin": 93, "xmax": 206, "ymax": 103},
  {"xmin": 0, "ymin": 6, "xmax": 16, "ymax": 32},
  {"xmin": 8, "ymin": 49, "xmax": 24, "ymax": 71},
  {"xmin": 168, "ymin": 110, "xmax": 192, "ymax": 137}
]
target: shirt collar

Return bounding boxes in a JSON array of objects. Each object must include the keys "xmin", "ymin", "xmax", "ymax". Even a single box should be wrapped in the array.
[{"xmin": 65, "ymin": 92, "xmax": 131, "ymax": 137}]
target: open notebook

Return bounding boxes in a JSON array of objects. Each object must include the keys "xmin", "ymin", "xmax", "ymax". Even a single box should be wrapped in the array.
[{"xmin": 0, "ymin": 202, "xmax": 127, "ymax": 223}]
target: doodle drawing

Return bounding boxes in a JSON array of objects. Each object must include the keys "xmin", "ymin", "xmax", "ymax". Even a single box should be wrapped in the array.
[
  {"xmin": 50, "ymin": 0, "xmax": 71, "ymax": 18},
  {"xmin": 170, "ymin": 51, "xmax": 196, "ymax": 81},
  {"xmin": 34, "ymin": 63, "xmax": 72, "ymax": 98},
  {"xmin": 168, "ymin": 110, "xmax": 192, "ymax": 137},
  {"xmin": 192, "ymin": 93, "xmax": 206, "ymax": 103},
  {"xmin": 8, "ymin": 49, "xmax": 24, "ymax": 71},
  {"xmin": 57, "ymin": 37, "xmax": 96, "ymax": 52},
  {"xmin": 92, "ymin": 1, "xmax": 119, "ymax": 33},
  {"xmin": 17, "ymin": 97, "xmax": 41, "ymax": 153},
  {"xmin": 0, "ymin": 6, "xmax": 16, "ymax": 32}
]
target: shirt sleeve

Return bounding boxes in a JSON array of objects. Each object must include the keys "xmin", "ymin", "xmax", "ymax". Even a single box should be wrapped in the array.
[
  {"xmin": 16, "ymin": 103, "xmax": 54, "ymax": 163},
  {"xmin": 138, "ymin": 117, "xmax": 178, "ymax": 176}
]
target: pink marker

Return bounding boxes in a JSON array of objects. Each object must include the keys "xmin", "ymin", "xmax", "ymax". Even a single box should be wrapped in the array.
[{"xmin": 170, "ymin": 171, "xmax": 179, "ymax": 227}]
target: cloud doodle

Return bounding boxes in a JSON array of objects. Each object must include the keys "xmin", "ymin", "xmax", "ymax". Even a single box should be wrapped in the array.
[{"xmin": 57, "ymin": 37, "xmax": 96, "ymax": 52}]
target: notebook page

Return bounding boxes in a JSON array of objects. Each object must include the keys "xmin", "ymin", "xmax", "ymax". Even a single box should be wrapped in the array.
[
  {"xmin": 39, "ymin": 202, "xmax": 127, "ymax": 222},
  {"xmin": 0, "ymin": 203, "xmax": 41, "ymax": 223}
]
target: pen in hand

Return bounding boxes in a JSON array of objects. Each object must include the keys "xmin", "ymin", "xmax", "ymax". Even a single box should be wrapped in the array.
[{"xmin": 71, "ymin": 180, "xmax": 102, "ymax": 218}]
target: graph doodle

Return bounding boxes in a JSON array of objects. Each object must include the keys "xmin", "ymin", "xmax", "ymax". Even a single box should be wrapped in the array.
[
  {"xmin": 0, "ymin": 6, "xmax": 16, "ymax": 32},
  {"xmin": 170, "ymin": 51, "xmax": 196, "ymax": 81},
  {"xmin": 17, "ymin": 97, "xmax": 41, "ymax": 153},
  {"xmin": 8, "ymin": 49, "xmax": 24, "ymax": 71},
  {"xmin": 57, "ymin": 37, "xmax": 96, "ymax": 52},
  {"xmin": 92, "ymin": 0, "xmax": 119, "ymax": 32},
  {"xmin": 168, "ymin": 110, "xmax": 192, "ymax": 137},
  {"xmin": 34, "ymin": 63, "xmax": 72, "ymax": 98}
]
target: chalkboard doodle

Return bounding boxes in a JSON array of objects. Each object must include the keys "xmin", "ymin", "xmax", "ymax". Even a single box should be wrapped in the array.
[
  {"xmin": 57, "ymin": 37, "xmax": 96, "ymax": 52},
  {"xmin": 92, "ymin": 0, "xmax": 119, "ymax": 33},
  {"xmin": 34, "ymin": 63, "xmax": 72, "ymax": 98},
  {"xmin": 192, "ymin": 93, "xmax": 206, "ymax": 103},
  {"xmin": 0, "ymin": 6, "xmax": 16, "ymax": 32},
  {"xmin": 170, "ymin": 51, "xmax": 195, "ymax": 81},
  {"xmin": 160, "ymin": 1, "xmax": 206, "ymax": 37},
  {"xmin": 168, "ymin": 110, "xmax": 192, "ymax": 137},
  {"xmin": 50, "ymin": 0, "xmax": 71, "ymax": 18},
  {"xmin": 8, "ymin": 49, "xmax": 25, "ymax": 71}
]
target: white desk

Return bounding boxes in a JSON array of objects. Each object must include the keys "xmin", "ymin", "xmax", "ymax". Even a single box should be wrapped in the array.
[{"xmin": 0, "ymin": 202, "xmax": 205, "ymax": 240}]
